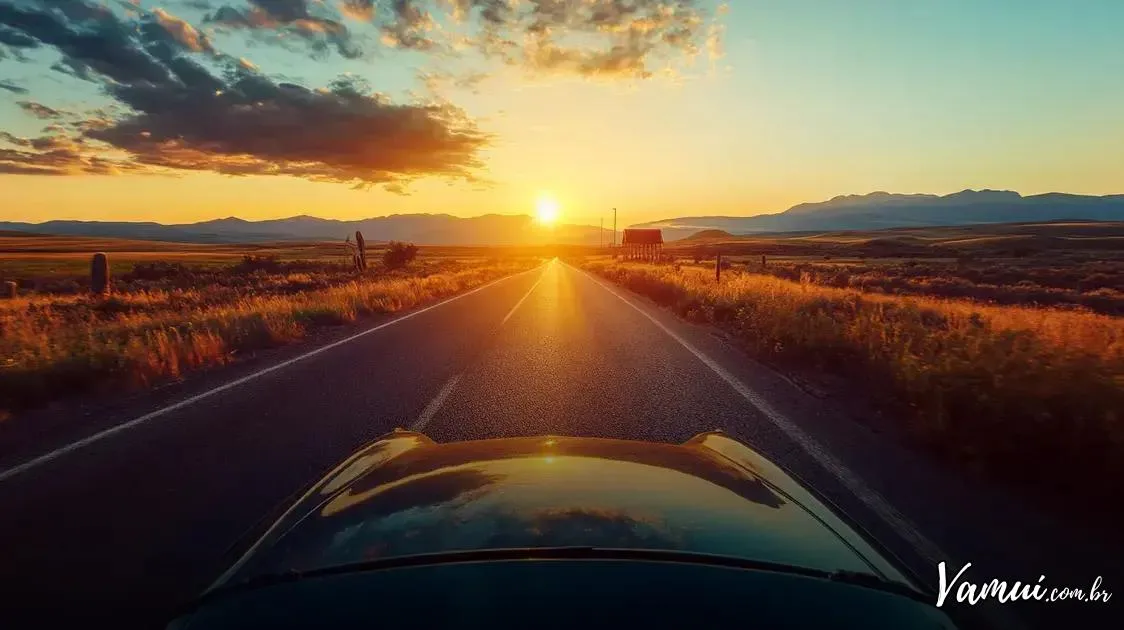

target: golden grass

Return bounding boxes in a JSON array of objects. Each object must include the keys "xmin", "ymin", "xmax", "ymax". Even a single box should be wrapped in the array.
[
  {"xmin": 0, "ymin": 259, "xmax": 539, "ymax": 415},
  {"xmin": 583, "ymin": 259, "xmax": 1124, "ymax": 499}
]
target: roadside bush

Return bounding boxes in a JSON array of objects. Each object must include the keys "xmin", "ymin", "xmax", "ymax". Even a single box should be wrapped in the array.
[
  {"xmin": 383, "ymin": 241, "xmax": 419, "ymax": 270},
  {"xmin": 234, "ymin": 255, "xmax": 283, "ymax": 274}
]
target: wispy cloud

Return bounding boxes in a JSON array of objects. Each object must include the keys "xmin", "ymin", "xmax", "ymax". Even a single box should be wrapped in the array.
[
  {"xmin": 444, "ymin": 0, "xmax": 718, "ymax": 79},
  {"xmin": 0, "ymin": 80, "xmax": 29, "ymax": 94},
  {"xmin": 16, "ymin": 101, "xmax": 66, "ymax": 118}
]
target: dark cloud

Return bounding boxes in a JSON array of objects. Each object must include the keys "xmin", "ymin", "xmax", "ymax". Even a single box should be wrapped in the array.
[
  {"xmin": 378, "ymin": 0, "xmax": 441, "ymax": 52},
  {"xmin": 16, "ymin": 101, "xmax": 65, "ymax": 118},
  {"xmin": 91, "ymin": 67, "xmax": 488, "ymax": 184},
  {"xmin": 0, "ymin": 22, "xmax": 40, "ymax": 53},
  {"xmin": 207, "ymin": 0, "xmax": 362, "ymax": 59},
  {"xmin": 0, "ymin": 0, "xmax": 488, "ymax": 186},
  {"xmin": 0, "ymin": 80, "xmax": 29, "ymax": 94},
  {"xmin": 0, "ymin": 2, "xmax": 172, "ymax": 84},
  {"xmin": 27, "ymin": 0, "xmax": 114, "ymax": 23}
]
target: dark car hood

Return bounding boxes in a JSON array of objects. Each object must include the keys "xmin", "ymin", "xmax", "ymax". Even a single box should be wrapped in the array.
[{"xmin": 215, "ymin": 431, "xmax": 914, "ymax": 591}]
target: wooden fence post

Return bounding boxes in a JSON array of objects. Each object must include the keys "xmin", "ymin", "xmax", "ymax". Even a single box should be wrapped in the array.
[
  {"xmin": 91, "ymin": 252, "xmax": 110, "ymax": 295},
  {"xmin": 355, "ymin": 231, "xmax": 367, "ymax": 271},
  {"xmin": 715, "ymin": 254, "xmax": 722, "ymax": 282}
]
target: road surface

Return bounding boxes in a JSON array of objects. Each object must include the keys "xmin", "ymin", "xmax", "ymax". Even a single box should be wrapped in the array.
[{"xmin": 0, "ymin": 260, "xmax": 1118, "ymax": 627}]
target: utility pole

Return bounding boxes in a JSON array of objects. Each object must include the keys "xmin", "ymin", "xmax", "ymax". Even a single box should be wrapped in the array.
[
  {"xmin": 613, "ymin": 208, "xmax": 618, "ymax": 248},
  {"xmin": 599, "ymin": 218, "xmax": 603, "ymax": 249}
]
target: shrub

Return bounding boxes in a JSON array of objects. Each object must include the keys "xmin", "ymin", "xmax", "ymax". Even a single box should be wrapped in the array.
[
  {"xmin": 234, "ymin": 255, "xmax": 282, "ymax": 274},
  {"xmin": 383, "ymin": 241, "xmax": 419, "ymax": 270}
]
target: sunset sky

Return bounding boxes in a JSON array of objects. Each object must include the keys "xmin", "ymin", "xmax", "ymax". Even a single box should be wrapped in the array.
[{"xmin": 2, "ymin": 0, "xmax": 1122, "ymax": 227}]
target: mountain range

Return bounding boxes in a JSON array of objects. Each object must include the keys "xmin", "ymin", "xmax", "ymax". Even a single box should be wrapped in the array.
[
  {"xmin": 4, "ymin": 190, "xmax": 1123, "ymax": 245},
  {"xmin": 0, "ymin": 214, "xmax": 603, "ymax": 246},
  {"xmin": 634, "ymin": 190, "xmax": 1124, "ymax": 241}
]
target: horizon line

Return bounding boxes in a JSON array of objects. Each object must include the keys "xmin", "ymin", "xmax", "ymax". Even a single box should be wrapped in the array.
[{"xmin": 4, "ymin": 188, "xmax": 1124, "ymax": 227}]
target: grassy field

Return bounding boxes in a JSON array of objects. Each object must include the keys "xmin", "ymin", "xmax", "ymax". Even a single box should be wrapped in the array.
[
  {"xmin": 0, "ymin": 233, "xmax": 553, "ymax": 281},
  {"xmin": 668, "ymin": 220, "xmax": 1124, "ymax": 257},
  {"xmin": 0, "ymin": 237, "xmax": 542, "ymax": 418},
  {"xmin": 579, "ymin": 257, "xmax": 1124, "ymax": 512},
  {"xmin": 665, "ymin": 222, "xmax": 1124, "ymax": 315}
]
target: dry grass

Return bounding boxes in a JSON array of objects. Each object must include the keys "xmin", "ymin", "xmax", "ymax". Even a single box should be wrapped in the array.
[
  {"xmin": 0, "ymin": 234, "xmax": 556, "ymax": 279},
  {"xmin": 705, "ymin": 258, "xmax": 1124, "ymax": 316},
  {"xmin": 0, "ymin": 258, "xmax": 540, "ymax": 416},
  {"xmin": 582, "ymin": 259, "xmax": 1124, "ymax": 503}
]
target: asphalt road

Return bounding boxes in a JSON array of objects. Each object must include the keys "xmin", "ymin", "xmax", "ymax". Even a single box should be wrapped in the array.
[{"xmin": 0, "ymin": 260, "xmax": 1119, "ymax": 628}]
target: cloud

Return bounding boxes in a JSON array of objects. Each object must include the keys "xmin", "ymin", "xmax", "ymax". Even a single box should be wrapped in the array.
[
  {"xmin": 0, "ymin": 1, "xmax": 724, "ymax": 184},
  {"xmin": 441, "ymin": 0, "xmax": 718, "ymax": 79},
  {"xmin": 207, "ymin": 0, "xmax": 363, "ymax": 59},
  {"xmin": 0, "ymin": 2, "xmax": 173, "ymax": 84},
  {"xmin": 418, "ymin": 68, "xmax": 489, "ymax": 97},
  {"xmin": 0, "ymin": 80, "xmax": 29, "ymax": 94},
  {"xmin": 91, "ymin": 68, "xmax": 489, "ymax": 185},
  {"xmin": 16, "ymin": 101, "xmax": 65, "ymax": 118},
  {"xmin": 378, "ymin": 0, "xmax": 441, "ymax": 52},
  {"xmin": 207, "ymin": 1, "xmax": 719, "ymax": 78},
  {"xmin": 0, "ymin": 22, "xmax": 40, "ymax": 58},
  {"xmin": 0, "ymin": 1, "xmax": 489, "ymax": 186},
  {"xmin": 0, "ymin": 129, "xmax": 145, "ymax": 176},
  {"xmin": 152, "ymin": 8, "xmax": 214, "ymax": 54},
  {"xmin": 339, "ymin": 0, "xmax": 375, "ymax": 22},
  {"xmin": 339, "ymin": 0, "xmax": 375, "ymax": 23}
]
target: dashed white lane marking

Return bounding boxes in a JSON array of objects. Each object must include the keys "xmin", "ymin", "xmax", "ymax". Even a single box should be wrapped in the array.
[
  {"xmin": 411, "ymin": 261, "xmax": 553, "ymax": 432},
  {"xmin": 0, "ymin": 265, "xmax": 544, "ymax": 484},
  {"xmin": 501, "ymin": 259, "xmax": 551, "ymax": 325},
  {"xmin": 409, "ymin": 374, "xmax": 463, "ymax": 433},
  {"xmin": 568, "ymin": 263, "xmax": 950, "ymax": 566}
]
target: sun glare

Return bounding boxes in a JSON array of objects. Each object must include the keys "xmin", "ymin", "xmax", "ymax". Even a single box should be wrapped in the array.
[{"xmin": 536, "ymin": 196, "xmax": 560, "ymax": 225}]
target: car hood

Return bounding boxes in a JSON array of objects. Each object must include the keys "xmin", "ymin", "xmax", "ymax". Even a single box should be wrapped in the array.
[{"xmin": 215, "ymin": 431, "xmax": 914, "ymax": 590}]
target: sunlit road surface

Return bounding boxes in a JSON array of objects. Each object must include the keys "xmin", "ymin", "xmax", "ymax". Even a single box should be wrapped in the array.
[{"xmin": 0, "ymin": 260, "xmax": 1118, "ymax": 627}]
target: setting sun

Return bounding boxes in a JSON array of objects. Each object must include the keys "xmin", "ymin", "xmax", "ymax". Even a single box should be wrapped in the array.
[{"xmin": 535, "ymin": 196, "xmax": 561, "ymax": 225}]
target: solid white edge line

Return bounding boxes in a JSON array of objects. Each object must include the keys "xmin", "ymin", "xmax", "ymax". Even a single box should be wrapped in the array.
[
  {"xmin": 565, "ymin": 262, "xmax": 951, "ymax": 565},
  {"xmin": 409, "ymin": 374, "xmax": 463, "ymax": 433},
  {"xmin": 0, "ymin": 264, "xmax": 544, "ymax": 484}
]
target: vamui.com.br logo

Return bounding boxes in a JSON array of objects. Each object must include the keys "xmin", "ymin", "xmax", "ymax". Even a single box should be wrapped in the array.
[{"xmin": 936, "ymin": 562, "xmax": 1113, "ymax": 607}]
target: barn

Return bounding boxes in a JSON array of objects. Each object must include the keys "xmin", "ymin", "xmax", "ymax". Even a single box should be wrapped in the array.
[{"xmin": 621, "ymin": 229, "xmax": 664, "ymax": 262}]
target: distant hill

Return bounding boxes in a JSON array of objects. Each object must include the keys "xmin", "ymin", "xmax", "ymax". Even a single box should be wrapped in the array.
[
  {"xmin": 661, "ymin": 220, "xmax": 1124, "ymax": 258},
  {"xmin": 9, "ymin": 189, "xmax": 1124, "ymax": 245},
  {"xmin": 637, "ymin": 190, "xmax": 1124, "ymax": 241},
  {"xmin": 0, "ymin": 214, "xmax": 604, "ymax": 246},
  {"xmin": 683, "ymin": 229, "xmax": 735, "ymax": 241}
]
